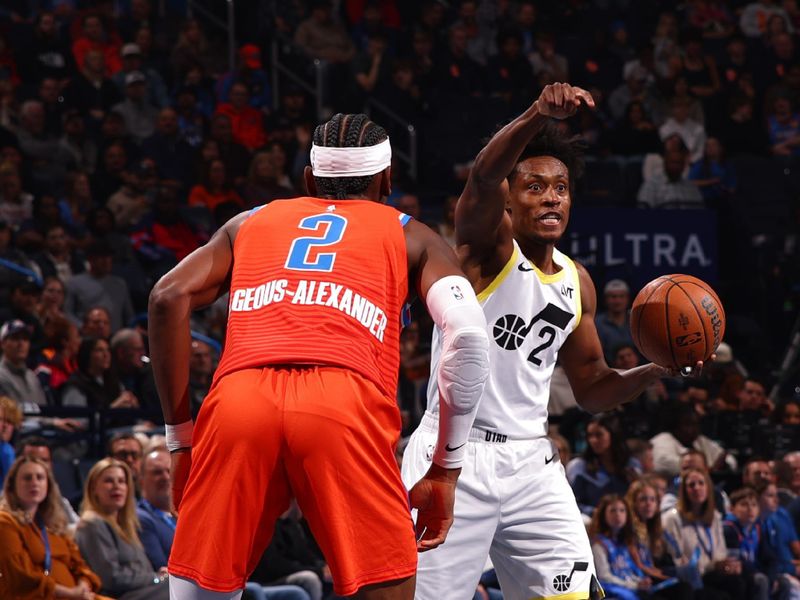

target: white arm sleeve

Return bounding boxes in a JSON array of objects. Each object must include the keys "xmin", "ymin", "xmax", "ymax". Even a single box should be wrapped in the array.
[{"xmin": 425, "ymin": 275, "xmax": 489, "ymax": 468}]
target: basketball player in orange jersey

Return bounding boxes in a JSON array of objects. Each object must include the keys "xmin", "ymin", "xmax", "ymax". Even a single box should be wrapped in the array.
[
  {"xmin": 147, "ymin": 113, "xmax": 490, "ymax": 600},
  {"xmin": 402, "ymin": 83, "xmax": 710, "ymax": 600}
]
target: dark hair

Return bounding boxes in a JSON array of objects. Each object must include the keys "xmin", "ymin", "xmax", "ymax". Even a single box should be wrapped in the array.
[
  {"xmin": 76, "ymin": 337, "xmax": 105, "ymax": 373},
  {"xmin": 729, "ymin": 487, "xmax": 758, "ymax": 506},
  {"xmin": 507, "ymin": 121, "xmax": 585, "ymax": 189},
  {"xmin": 18, "ymin": 435, "xmax": 51, "ymax": 452},
  {"xmin": 583, "ymin": 414, "xmax": 631, "ymax": 478},
  {"xmin": 312, "ymin": 113, "xmax": 388, "ymax": 200},
  {"xmin": 107, "ymin": 432, "xmax": 143, "ymax": 455},
  {"xmin": 589, "ymin": 494, "xmax": 636, "ymax": 545}
]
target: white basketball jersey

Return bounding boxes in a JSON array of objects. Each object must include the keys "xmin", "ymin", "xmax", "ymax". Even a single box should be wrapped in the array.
[{"xmin": 426, "ymin": 241, "xmax": 582, "ymax": 439}]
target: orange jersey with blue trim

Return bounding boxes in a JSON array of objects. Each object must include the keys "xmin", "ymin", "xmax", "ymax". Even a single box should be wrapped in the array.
[{"xmin": 214, "ymin": 197, "xmax": 409, "ymax": 397}]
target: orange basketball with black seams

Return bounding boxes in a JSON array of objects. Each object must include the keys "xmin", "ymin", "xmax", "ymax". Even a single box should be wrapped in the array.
[{"xmin": 630, "ymin": 274, "xmax": 726, "ymax": 369}]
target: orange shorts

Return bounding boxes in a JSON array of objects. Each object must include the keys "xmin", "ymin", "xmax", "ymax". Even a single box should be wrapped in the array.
[{"xmin": 168, "ymin": 366, "xmax": 417, "ymax": 596}]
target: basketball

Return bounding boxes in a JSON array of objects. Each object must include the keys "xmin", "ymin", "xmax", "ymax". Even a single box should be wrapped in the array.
[{"xmin": 630, "ymin": 274, "xmax": 726, "ymax": 370}]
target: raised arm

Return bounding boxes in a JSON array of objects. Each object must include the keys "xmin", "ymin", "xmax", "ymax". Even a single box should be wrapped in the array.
[
  {"xmin": 147, "ymin": 211, "xmax": 248, "ymax": 507},
  {"xmin": 456, "ymin": 83, "xmax": 595, "ymax": 264}
]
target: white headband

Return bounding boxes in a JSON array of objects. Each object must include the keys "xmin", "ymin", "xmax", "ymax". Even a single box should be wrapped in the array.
[{"xmin": 310, "ymin": 138, "xmax": 391, "ymax": 178}]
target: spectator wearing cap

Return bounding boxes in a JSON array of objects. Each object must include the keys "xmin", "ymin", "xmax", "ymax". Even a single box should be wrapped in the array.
[
  {"xmin": 214, "ymin": 82, "xmax": 267, "ymax": 151},
  {"xmin": 0, "ymin": 320, "xmax": 48, "ymax": 417},
  {"xmin": 216, "ymin": 44, "xmax": 271, "ymax": 109},
  {"xmin": 111, "ymin": 71, "xmax": 159, "ymax": 145},
  {"xmin": 65, "ymin": 240, "xmax": 134, "ymax": 334},
  {"xmin": 112, "ymin": 43, "xmax": 169, "ymax": 109},
  {"xmin": 594, "ymin": 279, "xmax": 635, "ymax": 364}
]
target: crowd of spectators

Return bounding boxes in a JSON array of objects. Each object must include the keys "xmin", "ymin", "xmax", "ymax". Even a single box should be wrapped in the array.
[{"xmin": 0, "ymin": 1, "xmax": 798, "ymax": 599}]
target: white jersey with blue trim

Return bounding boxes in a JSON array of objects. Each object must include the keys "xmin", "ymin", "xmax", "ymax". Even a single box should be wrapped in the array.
[{"xmin": 425, "ymin": 240, "xmax": 582, "ymax": 439}]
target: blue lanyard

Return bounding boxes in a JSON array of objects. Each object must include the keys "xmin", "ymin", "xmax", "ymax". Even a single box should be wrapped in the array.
[
  {"xmin": 693, "ymin": 522, "xmax": 714, "ymax": 558},
  {"xmin": 36, "ymin": 518, "xmax": 51, "ymax": 576}
]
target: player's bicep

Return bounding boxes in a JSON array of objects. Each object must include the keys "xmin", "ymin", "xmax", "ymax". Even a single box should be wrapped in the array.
[
  {"xmin": 559, "ymin": 265, "xmax": 609, "ymax": 395},
  {"xmin": 405, "ymin": 219, "xmax": 464, "ymax": 300},
  {"xmin": 152, "ymin": 215, "xmax": 243, "ymax": 309}
]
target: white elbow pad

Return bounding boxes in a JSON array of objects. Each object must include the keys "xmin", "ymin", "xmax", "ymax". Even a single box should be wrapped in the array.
[{"xmin": 425, "ymin": 276, "xmax": 490, "ymax": 468}]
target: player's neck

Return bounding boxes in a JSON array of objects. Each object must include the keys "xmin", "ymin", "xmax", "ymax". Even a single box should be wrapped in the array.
[{"xmin": 517, "ymin": 239, "xmax": 556, "ymax": 273}]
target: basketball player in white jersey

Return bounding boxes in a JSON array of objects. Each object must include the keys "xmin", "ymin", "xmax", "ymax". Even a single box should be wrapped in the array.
[{"xmin": 402, "ymin": 83, "xmax": 703, "ymax": 600}]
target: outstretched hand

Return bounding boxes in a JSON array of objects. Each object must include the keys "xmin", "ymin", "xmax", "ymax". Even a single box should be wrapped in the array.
[
  {"xmin": 535, "ymin": 83, "xmax": 595, "ymax": 119},
  {"xmin": 408, "ymin": 463, "xmax": 461, "ymax": 552},
  {"xmin": 653, "ymin": 353, "xmax": 716, "ymax": 378}
]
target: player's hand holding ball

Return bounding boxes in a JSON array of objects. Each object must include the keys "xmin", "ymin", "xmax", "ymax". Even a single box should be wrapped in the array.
[
  {"xmin": 535, "ymin": 83, "xmax": 596, "ymax": 120},
  {"xmin": 630, "ymin": 274, "xmax": 725, "ymax": 377}
]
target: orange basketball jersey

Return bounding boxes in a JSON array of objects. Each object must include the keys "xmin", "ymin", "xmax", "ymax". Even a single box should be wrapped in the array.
[{"xmin": 214, "ymin": 197, "xmax": 409, "ymax": 397}]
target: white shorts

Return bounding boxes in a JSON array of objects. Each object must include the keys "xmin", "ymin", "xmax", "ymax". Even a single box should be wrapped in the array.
[{"xmin": 402, "ymin": 412, "xmax": 597, "ymax": 600}]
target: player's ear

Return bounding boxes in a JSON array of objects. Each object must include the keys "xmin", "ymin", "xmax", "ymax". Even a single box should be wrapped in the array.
[
  {"xmin": 380, "ymin": 166, "xmax": 392, "ymax": 198},
  {"xmin": 303, "ymin": 166, "xmax": 317, "ymax": 196}
]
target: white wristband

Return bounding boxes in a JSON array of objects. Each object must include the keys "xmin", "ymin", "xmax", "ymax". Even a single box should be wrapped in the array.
[{"xmin": 165, "ymin": 421, "xmax": 193, "ymax": 452}]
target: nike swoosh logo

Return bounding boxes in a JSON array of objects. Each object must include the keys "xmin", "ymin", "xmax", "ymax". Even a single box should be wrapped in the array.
[
  {"xmin": 518, "ymin": 262, "xmax": 533, "ymax": 272},
  {"xmin": 445, "ymin": 443, "xmax": 466, "ymax": 452},
  {"xmin": 545, "ymin": 453, "xmax": 558, "ymax": 465}
]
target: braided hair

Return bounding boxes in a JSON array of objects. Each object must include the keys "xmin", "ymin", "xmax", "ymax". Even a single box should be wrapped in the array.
[{"xmin": 312, "ymin": 113, "xmax": 388, "ymax": 200}]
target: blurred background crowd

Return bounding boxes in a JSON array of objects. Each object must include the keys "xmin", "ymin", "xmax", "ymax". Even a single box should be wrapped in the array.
[{"xmin": 0, "ymin": 0, "xmax": 798, "ymax": 599}]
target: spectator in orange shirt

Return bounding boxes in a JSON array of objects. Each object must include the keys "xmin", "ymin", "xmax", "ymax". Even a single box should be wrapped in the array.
[
  {"xmin": 72, "ymin": 14, "xmax": 122, "ymax": 76},
  {"xmin": 214, "ymin": 82, "xmax": 266, "ymax": 151},
  {"xmin": 188, "ymin": 158, "xmax": 243, "ymax": 212}
]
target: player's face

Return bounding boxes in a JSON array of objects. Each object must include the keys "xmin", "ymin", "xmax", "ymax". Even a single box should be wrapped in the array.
[
  {"xmin": 605, "ymin": 501, "xmax": 627, "ymax": 533},
  {"xmin": 685, "ymin": 472, "xmax": 708, "ymax": 506},
  {"xmin": 634, "ymin": 487, "xmax": 658, "ymax": 520},
  {"xmin": 732, "ymin": 498, "xmax": 759, "ymax": 525},
  {"xmin": 507, "ymin": 157, "xmax": 570, "ymax": 246}
]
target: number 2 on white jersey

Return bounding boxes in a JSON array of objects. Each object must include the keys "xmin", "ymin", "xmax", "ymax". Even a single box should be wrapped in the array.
[{"xmin": 284, "ymin": 213, "xmax": 348, "ymax": 272}]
